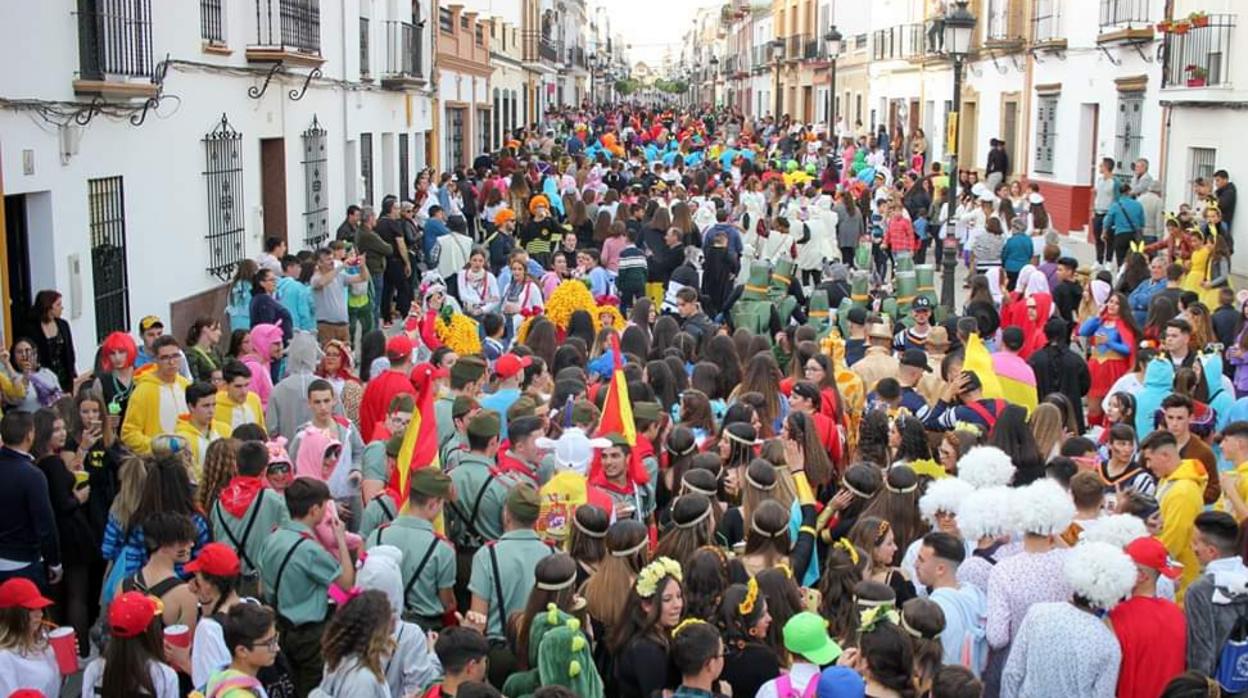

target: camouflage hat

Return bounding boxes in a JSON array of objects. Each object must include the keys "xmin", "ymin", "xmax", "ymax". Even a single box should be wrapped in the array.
[
  {"xmin": 505, "ymin": 483, "xmax": 541, "ymax": 521},
  {"xmin": 467, "ymin": 410, "xmax": 502, "ymax": 439},
  {"xmin": 409, "ymin": 467, "xmax": 453, "ymax": 498}
]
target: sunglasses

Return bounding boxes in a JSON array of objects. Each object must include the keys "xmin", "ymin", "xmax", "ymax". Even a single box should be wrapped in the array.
[{"xmin": 267, "ymin": 463, "xmax": 291, "ymax": 475}]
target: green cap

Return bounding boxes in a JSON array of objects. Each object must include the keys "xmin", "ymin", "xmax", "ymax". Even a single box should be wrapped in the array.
[
  {"xmin": 603, "ymin": 433, "xmax": 631, "ymax": 449},
  {"xmin": 386, "ymin": 434, "xmax": 406, "ymax": 458},
  {"xmin": 633, "ymin": 401, "xmax": 662, "ymax": 422},
  {"xmin": 452, "ymin": 395, "xmax": 478, "ymax": 419},
  {"xmin": 570, "ymin": 400, "xmax": 599, "ymax": 425},
  {"xmin": 450, "ymin": 355, "xmax": 487, "ymax": 384},
  {"xmin": 467, "ymin": 410, "xmax": 502, "ymax": 439},
  {"xmin": 506, "ymin": 483, "xmax": 541, "ymax": 520},
  {"xmin": 409, "ymin": 467, "xmax": 453, "ymax": 498},
  {"xmin": 782, "ymin": 612, "xmax": 843, "ymax": 665},
  {"xmin": 388, "ymin": 393, "xmax": 415, "ymax": 414}
]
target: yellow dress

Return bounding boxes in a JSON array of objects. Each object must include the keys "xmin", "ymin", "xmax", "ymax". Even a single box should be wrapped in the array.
[{"xmin": 1182, "ymin": 244, "xmax": 1211, "ymax": 294}]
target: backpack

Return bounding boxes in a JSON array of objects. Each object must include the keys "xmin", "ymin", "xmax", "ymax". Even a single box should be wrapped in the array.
[
  {"xmin": 1216, "ymin": 606, "xmax": 1248, "ymax": 693},
  {"xmin": 775, "ymin": 670, "xmax": 819, "ymax": 698}
]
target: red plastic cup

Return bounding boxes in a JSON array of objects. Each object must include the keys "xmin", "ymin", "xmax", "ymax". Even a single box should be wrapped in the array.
[
  {"xmin": 48, "ymin": 627, "xmax": 77, "ymax": 675},
  {"xmin": 164, "ymin": 624, "xmax": 191, "ymax": 648}
]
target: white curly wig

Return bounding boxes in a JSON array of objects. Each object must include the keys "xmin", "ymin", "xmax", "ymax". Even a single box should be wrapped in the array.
[
  {"xmin": 956, "ymin": 486, "xmax": 1016, "ymax": 540},
  {"xmin": 358, "ymin": 544, "xmax": 405, "ymax": 616},
  {"xmin": 1064, "ymin": 541, "xmax": 1138, "ymax": 610},
  {"xmin": 919, "ymin": 477, "xmax": 976, "ymax": 525},
  {"xmin": 957, "ymin": 446, "xmax": 1016, "ymax": 489},
  {"xmin": 1079, "ymin": 514, "xmax": 1149, "ymax": 549},
  {"xmin": 1011, "ymin": 478, "xmax": 1075, "ymax": 536}
]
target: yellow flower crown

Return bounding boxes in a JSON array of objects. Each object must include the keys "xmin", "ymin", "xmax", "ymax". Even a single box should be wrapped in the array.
[
  {"xmin": 953, "ymin": 421, "xmax": 983, "ymax": 437},
  {"xmin": 859, "ymin": 603, "xmax": 900, "ymax": 634},
  {"xmin": 636, "ymin": 556, "xmax": 683, "ymax": 598},
  {"xmin": 738, "ymin": 576, "xmax": 760, "ymax": 616},
  {"xmin": 909, "ymin": 458, "xmax": 947, "ymax": 480}
]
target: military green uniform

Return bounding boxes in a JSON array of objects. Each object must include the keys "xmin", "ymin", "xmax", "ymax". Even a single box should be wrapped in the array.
[
  {"xmin": 468, "ymin": 529, "xmax": 556, "ymax": 641},
  {"xmin": 360, "ymin": 440, "xmax": 389, "ymax": 484},
  {"xmin": 731, "ymin": 262, "xmax": 775, "ymax": 338},
  {"xmin": 210, "ymin": 489, "xmax": 289, "ymax": 594},
  {"xmin": 434, "ymin": 394, "xmax": 457, "ymax": 451},
  {"xmin": 258, "ymin": 521, "xmax": 342, "ymax": 697},
  {"xmin": 447, "ymin": 453, "xmax": 510, "ymax": 547},
  {"xmin": 358, "ymin": 491, "xmax": 398, "ymax": 541},
  {"xmin": 367, "ymin": 515, "xmax": 456, "ymax": 628}
]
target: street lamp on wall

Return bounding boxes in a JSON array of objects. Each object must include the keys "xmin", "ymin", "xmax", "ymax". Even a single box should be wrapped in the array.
[
  {"xmin": 823, "ymin": 24, "xmax": 842, "ymax": 140},
  {"xmin": 941, "ymin": 0, "xmax": 977, "ymax": 310},
  {"xmin": 771, "ymin": 38, "xmax": 785, "ymax": 117}
]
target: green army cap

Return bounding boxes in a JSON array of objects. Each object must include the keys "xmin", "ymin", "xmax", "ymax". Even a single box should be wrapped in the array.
[
  {"xmin": 386, "ymin": 434, "xmax": 406, "ymax": 458},
  {"xmin": 409, "ymin": 467, "xmax": 453, "ymax": 499},
  {"xmin": 450, "ymin": 355, "xmax": 488, "ymax": 383},
  {"xmin": 452, "ymin": 395, "xmax": 479, "ymax": 419},
  {"xmin": 506, "ymin": 483, "xmax": 541, "ymax": 520},
  {"xmin": 633, "ymin": 401, "xmax": 662, "ymax": 422},
  {"xmin": 388, "ymin": 393, "xmax": 415, "ymax": 414},
  {"xmin": 571, "ymin": 400, "xmax": 600, "ymax": 425},
  {"xmin": 467, "ymin": 409, "xmax": 502, "ymax": 439},
  {"xmin": 603, "ymin": 433, "xmax": 631, "ymax": 449}
]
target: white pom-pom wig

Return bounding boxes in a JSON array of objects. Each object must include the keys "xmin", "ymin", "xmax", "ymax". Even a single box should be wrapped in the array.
[
  {"xmin": 1079, "ymin": 514, "xmax": 1149, "ymax": 549},
  {"xmin": 1065, "ymin": 541, "xmax": 1138, "ymax": 610},
  {"xmin": 1012, "ymin": 478, "xmax": 1075, "ymax": 536},
  {"xmin": 919, "ymin": 477, "xmax": 976, "ymax": 525},
  {"xmin": 957, "ymin": 446, "xmax": 1016, "ymax": 489},
  {"xmin": 956, "ymin": 486, "xmax": 1016, "ymax": 541}
]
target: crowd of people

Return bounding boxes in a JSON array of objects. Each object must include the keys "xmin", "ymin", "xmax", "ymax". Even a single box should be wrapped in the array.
[{"xmin": 0, "ymin": 101, "xmax": 1245, "ymax": 698}]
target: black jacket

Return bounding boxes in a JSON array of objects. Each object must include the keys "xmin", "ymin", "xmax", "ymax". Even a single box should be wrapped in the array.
[
  {"xmin": 0, "ymin": 447, "xmax": 60, "ymax": 567},
  {"xmin": 986, "ymin": 147, "xmax": 1010, "ymax": 177},
  {"xmin": 700, "ymin": 246, "xmax": 739, "ymax": 319},
  {"xmin": 25, "ymin": 318, "xmax": 76, "ymax": 392},
  {"xmin": 1028, "ymin": 343, "xmax": 1092, "ymax": 432}
]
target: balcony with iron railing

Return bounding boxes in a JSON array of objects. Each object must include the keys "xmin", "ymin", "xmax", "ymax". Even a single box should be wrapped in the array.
[
  {"xmin": 872, "ymin": 25, "xmax": 924, "ymax": 62},
  {"xmin": 1031, "ymin": 0, "xmax": 1065, "ymax": 49},
  {"xmin": 381, "ymin": 20, "xmax": 424, "ymax": 88},
  {"xmin": 248, "ymin": 0, "xmax": 322, "ymax": 64},
  {"xmin": 540, "ymin": 37, "xmax": 560, "ymax": 63},
  {"xmin": 1098, "ymin": 0, "xmax": 1155, "ymax": 44},
  {"xmin": 1163, "ymin": 13, "xmax": 1234, "ymax": 91},
  {"xmin": 804, "ymin": 39, "xmax": 821, "ymax": 60},
  {"xmin": 786, "ymin": 34, "xmax": 805, "ymax": 60},
  {"xmin": 75, "ymin": 0, "xmax": 159, "ymax": 97}
]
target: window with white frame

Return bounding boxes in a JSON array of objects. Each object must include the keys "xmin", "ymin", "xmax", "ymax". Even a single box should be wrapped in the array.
[
  {"xmin": 1114, "ymin": 93, "xmax": 1144, "ymax": 179},
  {"xmin": 1190, "ymin": 147, "xmax": 1217, "ymax": 196},
  {"xmin": 987, "ymin": 0, "xmax": 1010, "ymax": 40},
  {"xmin": 1033, "ymin": 94, "xmax": 1057, "ymax": 174}
]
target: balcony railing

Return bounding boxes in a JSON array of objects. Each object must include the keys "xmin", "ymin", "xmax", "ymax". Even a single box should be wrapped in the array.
[
  {"xmin": 804, "ymin": 39, "xmax": 820, "ymax": 59},
  {"xmin": 787, "ymin": 35, "xmax": 804, "ymax": 59},
  {"xmin": 540, "ymin": 38, "xmax": 559, "ymax": 63},
  {"xmin": 1163, "ymin": 14, "xmax": 1234, "ymax": 88},
  {"xmin": 873, "ymin": 25, "xmax": 923, "ymax": 61},
  {"xmin": 1099, "ymin": 0, "xmax": 1151, "ymax": 31},
  {"xmin": 253, "ymin": 0, "xmax": 320, "ymax": 55},
  {"xmin": 381, "ymin": 20, "xmax": 424, "ymax": 85},
  {"xmin": 78, "ymin": 0, "xmax": 155, "ymax": 80},
  {"xmin": 1032, "ymin": 0, "xmax": 1063, "ymax": 45}
]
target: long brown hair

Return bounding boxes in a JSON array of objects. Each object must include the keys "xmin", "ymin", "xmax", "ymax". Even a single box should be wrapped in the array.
[
  {"xmin": 654, "ymin": 494, "xmax": 715, "ymax": 569},
  {"xmin": 0, "ymin": 606, "xmax": 45, "ymax": 656},
  {"xmin": 817, "ymin": 543, "xmax": 867, "ymax": 644},
  {"xmin": 785, "ymin": 411, "xmax": 833, "ymax": 487},
  {"xmin": 607, "ymin": 574, "xmax": 681, "ymax": 653},
  {"xmin": 101, "ymin": 614, "xmax": 163, "ymax": 697},
  {"xmin": 583, "ymin": 519, "xmax": 648, "ymax": 630},
  {"xmin": 513, "ymin": 553, "xmax": 581, "ymax": 668},
  {"xmin": 322, "ymin": 590, "xmax": 395, "ymax": 683},
  {"xmin": 859, "ymin": 466, "xmax": 929, "ymax": 567},
  {"xmin": 199, "ymin": 438, "xmax": 240, "ymax": 510}
]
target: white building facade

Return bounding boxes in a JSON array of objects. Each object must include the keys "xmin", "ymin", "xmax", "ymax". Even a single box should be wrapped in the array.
[{"xmin": 0, "ymin": 0, "xmax": 433, "ymax": 356}]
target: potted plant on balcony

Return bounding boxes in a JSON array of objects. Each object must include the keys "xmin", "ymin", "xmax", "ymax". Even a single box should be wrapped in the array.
[
  {"xmin": 1156, "ymin": 19, "xmax": 1174, "ymax": 32},
  {"xmin": 1186, "ymin": 64, "xmax": 1208, "ymax": 87},
  {"xmin": 1190, "ymin": 11, "xmax": 1210, "ymax": 28},
  {"xmin": 1172, "ymin": 19, "xmax": 1191, "ymax": 34}
]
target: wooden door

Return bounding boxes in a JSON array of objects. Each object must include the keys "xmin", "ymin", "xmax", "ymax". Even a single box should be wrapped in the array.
[{"xmin": 260, "ymin": 138, "xmax": 287, "ymax": 247}]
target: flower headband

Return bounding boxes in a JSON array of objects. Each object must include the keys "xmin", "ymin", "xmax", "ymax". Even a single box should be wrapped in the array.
[
  {"xmin": 833, "ymin": 538, "xmax": 860, "ymax": 566},
  {"xmin": 952, "ymin": 421, "xmax": 983, "ymax": 437},
  {"xmin": 672, "ymin": 618, "xmax": 708, "ymax": 637},
  {"xmin": 636, "ymin": 557, "xmax": 683, "ymax": 598},
  {"xmin": 738, "ymin": 576, "xmax": 760, "ymax": 616},
  {"xmin": 859, "ymin": 604, "xmax": 900, "ymax": 634}
]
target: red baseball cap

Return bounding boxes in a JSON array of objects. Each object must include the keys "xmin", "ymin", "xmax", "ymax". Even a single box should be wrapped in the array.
[
  {"xmin": 183, "ymin": 542, "xmax": 241, "ymax": 577},
  {"xmin": 410, "ymin": 362, "xmax": 449, "ymax": 392},
  {"xmin": 109, "ymin": 591, "xmax": 159, "ymax": 638},
  {"xmin": 386, "ymin": 334, "xmax": 415, "ymax": 359},
  {"xmin": 0, "ymin": 578, "xmax": 53, "ymax": 609},
  {"xmin": 495, "ymin": 354, "xmax": 533, "ymax": 379},
  {"xmin": 9, "ymin": 690, "xmax": 45, "ymax": 698},
  {"xmin": 1125, "ymin": 536, "xmax": 1182, "ymax": 580}
]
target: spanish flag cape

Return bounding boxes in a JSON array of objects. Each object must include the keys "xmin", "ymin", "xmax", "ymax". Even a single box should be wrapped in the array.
[
  {"xmin": 587, "ymin": 336, "xmax": 648, "ymax": 492},
  {"xmin": 389, "ymin": 363, "xmax": 441, "ymax": 528}
]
